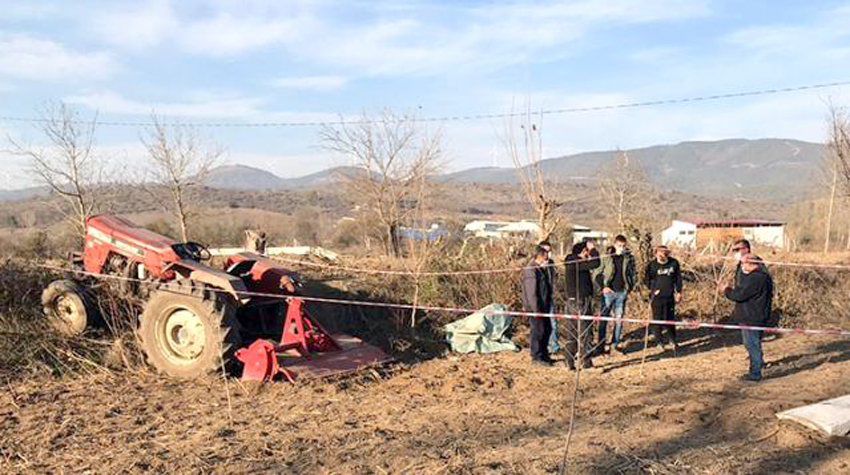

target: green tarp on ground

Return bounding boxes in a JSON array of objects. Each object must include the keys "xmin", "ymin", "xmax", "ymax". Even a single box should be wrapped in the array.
[{"xmin": 443, "ymin": 303, "xmax": 518, "ymax": 354}]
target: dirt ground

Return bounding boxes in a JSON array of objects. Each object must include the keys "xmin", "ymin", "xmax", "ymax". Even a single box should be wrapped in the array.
[{"xmin": 2, "ymin": 327, "xmax": 850, "ymax": 474}]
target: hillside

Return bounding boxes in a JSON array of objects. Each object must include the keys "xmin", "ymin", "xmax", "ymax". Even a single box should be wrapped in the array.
[
  {"xmin": 444, "ymin": 138, "xmax": 823, "ymax": 202},
  {"xmin": 0, "ymin": 139, "xmax": 824, "ymax": 204},
  {"xmin": 205, "ymin": 139, "xmax": 824, "ymax": 202},
  {"xmin": 203, "ymin": 165, "xmax": 362, "ymax": 190}
]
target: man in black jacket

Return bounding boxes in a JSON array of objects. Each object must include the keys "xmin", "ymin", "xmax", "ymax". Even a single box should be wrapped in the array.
[
  {"xmin": 722, "ymin": 254, "xmax": 773, "ymax": 382},
  {"xmin": 538, "ymin": 241, "xmax": 560, "ymax": 354},
  {"xmin": 563, "ymin": 241, "xmax": 600, "ymax": 370},
  {"xmin": 645, "ymin": 245, "xmax": 682, "ymax": 350},
  {"xmin": 522, "ymin": 246, "xmax": 554, "ymax": 366}
]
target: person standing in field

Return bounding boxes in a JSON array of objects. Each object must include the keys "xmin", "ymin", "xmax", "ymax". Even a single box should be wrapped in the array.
[
  {"xmin": 538, "ymin": 240, "xmax": 560, "ymax": 354},
  {"xmin": 563, "ymin": 241, "xmax": 600, "ymax": 369},
  {"xmin": 522, "ymin": 245, "xmax": 554, "ymax": 366},
  {"xmin": 598, "ymin": 234, "xmax": 636, "ymax": 354},
  {"xmin": 645, "ymin": 245, "xmax": 683, "ymax": 351},
  {"xmin": 721, "ymin": 254, "xmax": 773, "ymax": 382}
]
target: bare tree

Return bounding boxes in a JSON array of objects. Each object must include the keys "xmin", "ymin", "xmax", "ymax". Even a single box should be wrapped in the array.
[
  {"xmin": 826, "ymin": 104, "xmax": 850, "ymax": 250},
  {"xmin": 142, "ymin": 116, "xmax": 220, "ymax": 242},
  {"xmin": 400, "ymin": 172, "xmax": 445, "ymax": 328},
  {"xmin": 8, "ymin": 102, "xmax": 105, "ymax": 240},
  {"xmin": 597, "ymin": 150, "xmax": 658, "ymax": 237},
  {"xmin": 320, "ymin": 110, "xmax": 442, "ymax": 257},
  {"xmin": 503, "ymin": 111, "xmax": 562, "ymax": 241}
]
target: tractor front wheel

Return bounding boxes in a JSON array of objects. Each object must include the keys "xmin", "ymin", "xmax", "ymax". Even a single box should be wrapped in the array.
[
  {"xmin": 138, "ymin": 280, "xmax": 242, "ymax": 378},
  {"xmin": 41, "ymin": 280, "xmax": 96, "ymax": 336}
]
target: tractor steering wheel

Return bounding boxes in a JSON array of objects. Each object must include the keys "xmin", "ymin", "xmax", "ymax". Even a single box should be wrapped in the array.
[{"xmin": 185, "ymin": 242, "xmax": 212, "ymax": 261}]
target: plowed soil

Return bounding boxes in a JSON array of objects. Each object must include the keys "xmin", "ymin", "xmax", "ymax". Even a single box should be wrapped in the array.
[{"xmin": 3, "ymin": 329, "xmax": 850, "ymax": 474}]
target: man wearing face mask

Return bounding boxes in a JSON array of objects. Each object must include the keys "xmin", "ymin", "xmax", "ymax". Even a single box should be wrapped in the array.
[
  {"xmin": 598, "ymin": 234, "xmax": 636, "ymax": 354},
  {"xmin": 563, "ymin": 241, "xmax": 600, "ymax": 370},
  {"xmin": 522, "ymin": 245, "xmax": 555, "ymax": 366},
  {"xmin": 721, "ymin": 253, "xmax": 773, "ymax": 382},
  {"xmin": 645, "ymin": 245, "xmax": 682, "ymax": 351},
  {"xmin": 731, "ymin": 239, "xmax": 768, "ymax": 285},
  {"xmin": 538, "ymin": 241, "xmax": 559, "ymax": 354}
]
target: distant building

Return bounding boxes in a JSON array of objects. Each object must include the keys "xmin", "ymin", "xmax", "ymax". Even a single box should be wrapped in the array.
[
  {"xmin": 571, "ymin": 224, "xmax": 610, "ymax": 245},
  {"xmin": 662, "ymin": 219, "xmax": 786, "ymax": 250},
  {"xmin": 464, "ymin": 220, "xmax": 542, "ymax": 239},
  {"xmin": 398, "ymin": 223, "xmax": 449, "ymax": 242}
]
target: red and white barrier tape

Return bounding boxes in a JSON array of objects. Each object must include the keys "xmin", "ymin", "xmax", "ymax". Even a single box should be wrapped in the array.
[
  {"xmin": 35, "ymin": 263, "xmax": 850, "ymax": 338},
  {"xmin": 272, "ymin": 252, "xmax": 850, "ymax": 277}
]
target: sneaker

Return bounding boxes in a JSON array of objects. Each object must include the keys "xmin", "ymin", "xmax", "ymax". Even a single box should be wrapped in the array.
[
  {"xmin": 581, "ymin": 358, "xmax": 594, "ymax": 369},
  {"xmin": 532, "ymin": 360, "xmax": 554, "ymax": 368},
  {"xmin": 614, "ymin": 343, "xmax": 627, "ymax": 354},
  {"xmin": 740, "ymin": 373, "xmax": 762, "ymax": 382},
  {"xmin": 564, "ymin": 360, "xmax": 576, "ymax": 371}
]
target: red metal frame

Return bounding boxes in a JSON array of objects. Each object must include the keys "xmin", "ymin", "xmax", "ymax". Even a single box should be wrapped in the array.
[{"xmin": 235, "ymin": 297, "xmax": 350, "ymax": 382}]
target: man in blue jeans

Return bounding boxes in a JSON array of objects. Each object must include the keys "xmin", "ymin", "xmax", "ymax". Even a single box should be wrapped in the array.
[
  {"xmin": 722, "ymin": 254, "xmax": 773, "ymax": 382},
  {"xmin": 597, "ymin": 234, "xmax": 636, "ymax": 354}
]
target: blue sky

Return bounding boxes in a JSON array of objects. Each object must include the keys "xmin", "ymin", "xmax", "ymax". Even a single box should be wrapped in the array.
[{"xmin": 2, "ymin": 0, "xmax": 850, "ymax": 187}]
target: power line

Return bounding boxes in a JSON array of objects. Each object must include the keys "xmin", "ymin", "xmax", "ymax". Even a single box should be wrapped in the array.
[{"xmin": 1, "ymin": 80, "xmax": 849, "ymax": 129}]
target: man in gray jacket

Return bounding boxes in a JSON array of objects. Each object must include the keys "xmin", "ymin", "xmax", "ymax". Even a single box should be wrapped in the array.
[{"xmin": 522, "ymin": 246, "xmax": 554, "ymax": 366}]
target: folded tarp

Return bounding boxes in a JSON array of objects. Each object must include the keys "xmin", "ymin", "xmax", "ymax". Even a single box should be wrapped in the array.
[
  {"xmin": 443, "ymin": 303, "xmax": 518, "ymax": 354},
  {"xmin": 777, "ymin": 394, "xmax": 850, "ymax": 436}
]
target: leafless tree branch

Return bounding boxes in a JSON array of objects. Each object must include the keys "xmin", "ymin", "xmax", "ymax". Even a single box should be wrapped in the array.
[{"xmin": 142, "ymin": 115, "xmax": 221, "ymax": 242}]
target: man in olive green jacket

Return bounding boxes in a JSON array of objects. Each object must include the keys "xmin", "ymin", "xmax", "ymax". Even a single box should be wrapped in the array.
[{"xmin": 597, "ymin": 234, "xmax": 636, "ymax": 353}]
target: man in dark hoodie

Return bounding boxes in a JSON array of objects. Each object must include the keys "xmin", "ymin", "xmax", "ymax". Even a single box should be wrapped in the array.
[
  {"xmin": 538, "ymin": 241, "xmax": 560, "ymax": 354},
  {"xmin": 645, "ymin": 245, "xmax": 683, "ymax": 351},
  {"xmin": 722, "ymin": 254, "xmax": 773, "ymax": 382},
  {"xmin": 522, "ymin": 245, "xmax": 554, "ymax": 366},
  {"xmin": 563, "ymin": 241, "xmax": 601, "ymax": 370}
]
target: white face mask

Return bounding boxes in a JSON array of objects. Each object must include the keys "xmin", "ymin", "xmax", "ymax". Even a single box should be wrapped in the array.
[
  {"xmin": 615, "ymin": 246, "xmax": 624, "ymax": 255},
  {"xmin": 734, "ymin": 251, "xmax": 743, "ymax": 261}
]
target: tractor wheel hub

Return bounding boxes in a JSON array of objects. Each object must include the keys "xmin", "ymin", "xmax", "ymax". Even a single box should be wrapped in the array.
[{"xmin": 162, "ymin": 309, "xmax": 206, "ymax": 362}]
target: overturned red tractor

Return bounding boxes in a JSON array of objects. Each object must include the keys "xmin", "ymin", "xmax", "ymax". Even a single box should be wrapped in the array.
[{"xmin": 41, "ymin": 214, "xmax": 389, "ymax": 381}]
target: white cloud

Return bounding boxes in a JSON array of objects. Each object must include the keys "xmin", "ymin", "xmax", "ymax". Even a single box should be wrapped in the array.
[
  {"xmin": 64, "ymin": 90, "xmax": 344, "ymax": 123},
  {"xmin": 280, "ymin": 0, "xmax": 709, "ymax": 77},
  {"xmin": 65, "ymin": 91, "xmax": 265, "ymax": 119},
  {"xmin": 84, "ymin": 0, "xmax": 708, "ymax": 76},
  {"xmin": 178, "ymin": 14, "xmax": 305, "ymax": 56},
  {"xmin": 723, "ymin": 5, "xmax": 850, "ymax": 60},
  {"xmin": 268, "ymin": 75, "xmax": 349, "ymax": 91},
  {"xmin": 89, "ymin": 0, "xmax": 177, "ymax": 51},
  {"xmin": 0, "ymin": 34, "xmax": 117, "ymax": 81},
  {"xmin": 88, "ymin": 0, "xmax": 318, "ymax": 55}
]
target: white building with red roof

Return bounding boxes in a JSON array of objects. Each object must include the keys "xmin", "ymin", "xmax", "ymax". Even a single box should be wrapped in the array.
[{"xmin": 662, "ymin": 219, "xmax": 786, "ymax": 250}]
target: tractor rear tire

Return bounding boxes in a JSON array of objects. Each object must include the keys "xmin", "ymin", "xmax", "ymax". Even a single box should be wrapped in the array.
[
  {"xmin": 138, "ymin": 280, "xmax": 242, "ymax": 378},
  {"xmin": 42, "ymin": 280, "xmax": 96, "ymax": 336}
]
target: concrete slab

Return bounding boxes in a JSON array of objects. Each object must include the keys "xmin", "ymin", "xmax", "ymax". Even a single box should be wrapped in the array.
[{"xmin": 777, "ymin": 395, "xmax": 850, "ymax": 436}]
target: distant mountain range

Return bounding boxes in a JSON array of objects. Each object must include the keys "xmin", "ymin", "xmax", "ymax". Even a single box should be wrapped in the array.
[
  {"xmin": 0, "ymin": 138, "xmax": 825, "ymax": 202},
  {"xmin": 203, "ymin": 165, "xmax": 365, "ymax": 190},
  {"xmin": 442, "ymin": 138, "xmax": 823, "ymax": 201}
]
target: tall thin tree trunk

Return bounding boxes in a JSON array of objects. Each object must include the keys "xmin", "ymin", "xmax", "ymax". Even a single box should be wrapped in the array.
[
  {"xmin": 825, "ymin": 167, "xmax": 838, "ymax": 254},
  {"xmin": 846, "ymin": 219, "xmax": 850, "ymax": 251}
]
